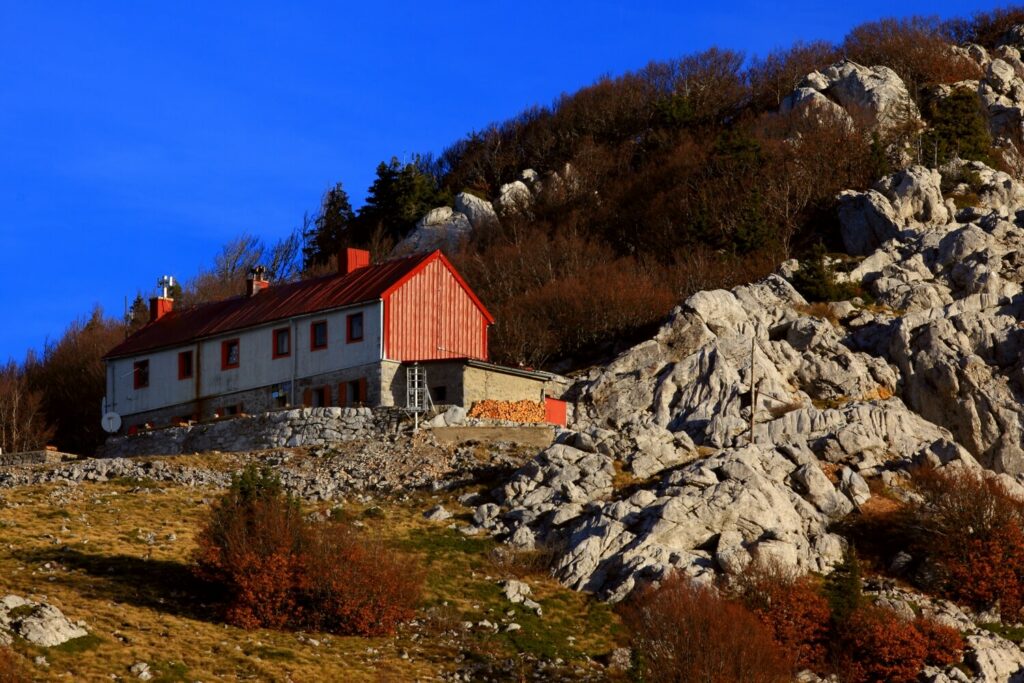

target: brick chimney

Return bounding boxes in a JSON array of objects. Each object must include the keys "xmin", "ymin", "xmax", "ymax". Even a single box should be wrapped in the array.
[
  {"xmin": 340, "ymin": 248, "xmax": 370, "ymax": 275},
  {"xmin": 246, "ymin": 265, "xmax": 270, "ymax": 297},
  {"xmin": 149, "ymin": 296, "xmax": 173, "ymax": 322},
  {"xmin": 149, "ymin": 275, "xmax": 175, "ymax": 323}
]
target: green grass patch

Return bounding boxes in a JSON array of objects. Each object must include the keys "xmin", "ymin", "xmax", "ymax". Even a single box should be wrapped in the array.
[
  {"xmin": 981, "ymin": 622, "xmax": 1024, "ymax": 643},
  {"xmin": 252, "ymin": 646, "xmax": 297, "ymax": 661},
  {"xmin": 51, "ymin": 633, "xmax": 104, "ymax": 654},
  {"xmin": 151, "ymin": 659, "xmax": 190, "ymax": 682},
  {"xmin": 362, "ymin": 506, "xmax": 385, "ymax": 519},
  {"xmin": 7, "ymin": 604, "xmax": 34, "ymax": 620}
]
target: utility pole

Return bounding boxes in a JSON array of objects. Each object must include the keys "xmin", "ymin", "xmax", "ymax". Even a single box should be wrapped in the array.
[{"xmin": 749, "ymin": 335, "xmax": 757, "ymax": 445}]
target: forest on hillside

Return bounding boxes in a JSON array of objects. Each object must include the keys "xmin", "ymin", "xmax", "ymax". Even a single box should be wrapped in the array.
[{"xmin": 3, "ymin": 6, "xmax": 1023, "ymax": 456}]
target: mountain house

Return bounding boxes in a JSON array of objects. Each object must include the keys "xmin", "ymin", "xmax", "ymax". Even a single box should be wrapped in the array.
[{"xmin": 102, "ymin": 248, "xmax": 551, "ymax": 431}]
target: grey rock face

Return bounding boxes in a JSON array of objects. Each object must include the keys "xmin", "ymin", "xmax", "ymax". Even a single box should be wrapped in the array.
[
  {"xmin": 454, "ymin": 192, "xmax": 499, "ymax": 230},
  {"xmin": 392, "ymin": 207, "xmax": 473, "ymax": 256},
  {"xmin": 782, "ymin": 60, "xmax": 921, "ymax": 134},
  {"xmin": 0, "ymin": 596, "xmax": 88, "ymax": 647},
  {"xmin": 470, "ymin": 161, "xmax": 1024, "ymax": 602},
  {"xmin": 496, "ymin": 180, "xmax": 533, "ymax": 214}
]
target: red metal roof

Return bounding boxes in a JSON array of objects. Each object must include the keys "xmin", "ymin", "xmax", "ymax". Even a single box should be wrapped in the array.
[{"xmin": 105, "ymin": 251, "xmax": 443, "ymax": 359}]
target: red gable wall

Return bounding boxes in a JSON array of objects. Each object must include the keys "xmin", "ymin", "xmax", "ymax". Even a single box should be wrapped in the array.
[{"xmin": 383, "ymin": 252, "xmax": 493, "ymax": 361}]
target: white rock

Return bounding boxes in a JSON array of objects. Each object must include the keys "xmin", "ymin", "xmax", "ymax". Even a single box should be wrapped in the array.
[{"xmin": 454, "ymin": 192, "xmax": 499, "ymax": 230}]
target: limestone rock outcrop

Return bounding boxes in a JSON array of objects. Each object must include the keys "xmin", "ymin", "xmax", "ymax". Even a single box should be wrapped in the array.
[
  {"xmin": 782, "ymin": 60, "xmax": 921, "ymax": 134},
  {"xmin": 461, "ymin": 156, "xmax": 1024, "ymax": 615},
  {"xmin": 0, "ymin": 596, "xmax": 88, "ymax": 647},
  {"xmin": 392, "ymin": 206, "xmax": 473, "ymax": 256}
]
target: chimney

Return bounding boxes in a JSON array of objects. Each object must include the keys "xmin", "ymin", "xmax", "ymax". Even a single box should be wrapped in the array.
[
  {"xmin": 340, "ymin": 248, "xmax": 370, "ymax": 275},
  {"xmin": 149, "ymin": 296, "xmax": 173, "ymax": 322},
  {"xmin": 149, "ymin": 275, "xmax": 175, "ymax": 323},
  {"xmin": 246, "ymin": 265, "xmax": 270, "ymax": 297}
]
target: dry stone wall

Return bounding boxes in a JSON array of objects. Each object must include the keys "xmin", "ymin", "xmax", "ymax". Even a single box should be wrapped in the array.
[{"xmin": 98, "ymin": 407, "xmax": 398, "ymax": 458}]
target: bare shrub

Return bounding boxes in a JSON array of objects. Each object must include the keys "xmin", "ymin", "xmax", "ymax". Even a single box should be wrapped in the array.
[
  {"xmin": 0, "ymin": 359, "xmax": 54, "ymax": 454},
  {"xmin": 843, "ymin": 16, "xmax": 983, "ymax": 97},
  {"xmin": 619, "ymin": 573, "xmax": 791, "ymax": 683},
  {"xmin": 26, "ymin": 307, "xmax": 123, "ymax": 455},
  {"xmin": 748, "ymin": 41, "xmax": 839, "ymax": 110},
  {"xmin": 946, "ymin": 8, "xmax": 1024, "ymax": 48}
]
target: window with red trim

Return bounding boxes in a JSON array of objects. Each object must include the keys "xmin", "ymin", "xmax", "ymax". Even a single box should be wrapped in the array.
[
  {"xmin": 133, "ymin": 360, "xmax": 149, "ymax": 389},
  {"xmin": 311, "ymin": 386, "xmax": 330, "ymax": 407},
  {"xmin": 346, "ymin": 312, "xmax": 364, "ymax": 343},
  {"xmin": 272, "ymin": 327, "xmax": 290, "ymax": 358},
  {"xmin": 178, "ymin": 351, "xmax": 193, "ymax": 380},
  {"xmin": 344, "ymin": 377, "xmax": 367, "ymax": 404},
  {"xmin": 311, "ymin": 320, "xmax": 328, "ymax": 350},
  {"xmin": 221, "ymin": 338, "xmax": 240, "ymax": 369}
]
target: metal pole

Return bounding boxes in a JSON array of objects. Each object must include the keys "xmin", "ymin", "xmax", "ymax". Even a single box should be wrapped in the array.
[{"xmin": 749, "ymin": 335, "xmax": 756, "ymax": 445}]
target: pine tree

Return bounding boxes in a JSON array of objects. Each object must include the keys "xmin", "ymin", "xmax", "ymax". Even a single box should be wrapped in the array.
[
  {"xmin": 352, "ymin": 157, "xmax": 451, "ymax": 245},
  {"xmin": 921, "ymin": 87, "xmax": 993, "ymax": 167},
  {"xmin": 303, "ymin": 183, "xmax": 355, "ymax": 268},
  {"xmin": 825, "ymin": 545, "xmax": 863, "ymax": 623}
]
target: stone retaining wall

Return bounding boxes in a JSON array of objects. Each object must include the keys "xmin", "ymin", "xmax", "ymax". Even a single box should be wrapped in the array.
[
  {"xmin": 98, "ymin": 407, "xmax": 399, "ymax": 458},
  {"xmin": 0, "ymin": 450, "xmax": 69, "ymax": 467}
]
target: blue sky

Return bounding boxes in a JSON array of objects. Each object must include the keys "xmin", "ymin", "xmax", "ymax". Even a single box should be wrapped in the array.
[{"xmin": 0, "ymin": 1, "xmax": 1011, "ymax": 361}]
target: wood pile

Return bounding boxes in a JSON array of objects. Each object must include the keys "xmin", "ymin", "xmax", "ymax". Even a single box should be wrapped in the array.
[{"xmin": 468, "ymin": 399, "xmax": 546, "ymax": 423}]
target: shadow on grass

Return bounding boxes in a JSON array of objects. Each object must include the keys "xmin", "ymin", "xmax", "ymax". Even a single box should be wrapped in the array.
[{"xmin": 15, "ymin": 547, "xmax": 224, "ymax": 623}]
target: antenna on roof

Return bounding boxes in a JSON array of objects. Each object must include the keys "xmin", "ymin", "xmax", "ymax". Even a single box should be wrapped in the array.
[{"xmin": 157, "ymin": 275, "xmax": 175, "ymax": 299}]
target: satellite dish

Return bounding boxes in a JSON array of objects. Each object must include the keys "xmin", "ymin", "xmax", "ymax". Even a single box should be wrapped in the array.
[{"xmin": 102, "ymin": 412, "xmax": 122, "ymax": 433}]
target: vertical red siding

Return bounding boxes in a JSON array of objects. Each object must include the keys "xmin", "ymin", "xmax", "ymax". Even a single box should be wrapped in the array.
[{"xmin": 385, "ymin": 259, "xmax": 488, "ymax": 361}]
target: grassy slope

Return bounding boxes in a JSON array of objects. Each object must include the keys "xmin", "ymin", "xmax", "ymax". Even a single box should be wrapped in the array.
[{"xmin": 0, "ymin": 462, "xmax": 622, "ymax": 681}]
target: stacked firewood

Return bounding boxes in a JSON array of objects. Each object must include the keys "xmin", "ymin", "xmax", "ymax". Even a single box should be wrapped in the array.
[{"xmin": 467, "ymin": 399, "xmax": 546, "ymax": 423}]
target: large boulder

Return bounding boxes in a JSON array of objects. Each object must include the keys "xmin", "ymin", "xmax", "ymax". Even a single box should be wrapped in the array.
[
  {"xmin": 784, "ymin": 60, "xmax": 921, "ymax": 134},
  {"xmin": 0, "ymin": 596, "xmax": 88, "ymax": 647},
  {"xmin": 391, "ymin": 207, "xmax": 472, "ymax": 256},
  {"xmin": 837, "ymin": 166, "xmax": 956, "ymax": 255},
  {"xmin": 496, "ymin": 180, "xmax": 533, "ymax": 215},
  {"xmin": 454, "ymin": 192, "xmax": 499, "ymax": 230}
]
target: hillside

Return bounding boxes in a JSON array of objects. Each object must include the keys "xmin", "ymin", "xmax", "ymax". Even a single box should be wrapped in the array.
[
  {"xmin": 332, "ymin": 8, "xmax": 1024, "ymax": 371},
  {"xmin": 12, "ymin": 7, "xmax": 1024, "ymax": 682}
]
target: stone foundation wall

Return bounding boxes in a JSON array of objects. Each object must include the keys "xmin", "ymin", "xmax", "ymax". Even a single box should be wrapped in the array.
[{"xmin": 98, "ymin": 407, "xmax": 403, "ymax": 458}]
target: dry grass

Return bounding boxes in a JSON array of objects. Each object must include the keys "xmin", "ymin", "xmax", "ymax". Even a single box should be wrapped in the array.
[
  {"xmin": 0, "ymin": 474, "xmax": 621, "ymax": 680},
  {"xmin": 795, "ymin": 302, "xmax": 841, "ymax": 327}
]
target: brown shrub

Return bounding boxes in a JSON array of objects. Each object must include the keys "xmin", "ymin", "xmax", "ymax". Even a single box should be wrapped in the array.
[
  {"xmin": 914, "ymin": 616, "xmax": 964, "ymax": 667},
  {"xmin": 301, "ymin": 524, "xmax": 422, "ymax": 636},
  {"xmin": 836, "ymin": 605, "xmax": 930, "ymax": 683},
  {"xmin": 736, "ymin": 565, "xmax": 832, "ymax": 672},
  {"xmin": 946, "ymin": 8, "xmax": 1024, "ymax": 48},
  {"xmin": 748, "ymin": 41, "xmax": 839, "ymax": 110},
  {"xmin": 194, "ymin": 465, "xmax": 422, "ymax": 635},
  {"xmin": 843, "ymin": 17, "xmax": 983, "ymax": 96},
  {"xmin": 907, "ymin": 467, "xmax": 1024, "ymax": 618},
  {"xmin": 0, "ymin": 647, "xmax": 29, "ymax": 683},
  {"xmin": 619, "ymin": 573, "xmax": 791, "ymax": 683}
]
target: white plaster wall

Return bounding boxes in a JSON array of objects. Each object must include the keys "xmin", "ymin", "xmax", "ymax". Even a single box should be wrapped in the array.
[{"xmin": 106, "ymin": 302, "xmax": 382, "ymax": 417}]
